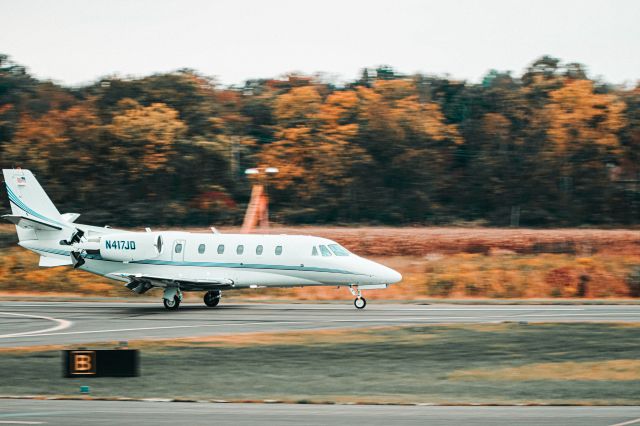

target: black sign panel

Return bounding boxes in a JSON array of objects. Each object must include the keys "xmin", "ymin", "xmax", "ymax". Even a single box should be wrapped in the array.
[{"xmin": 63, "ymin": 350, "xmax": 139, "ymax": 378}]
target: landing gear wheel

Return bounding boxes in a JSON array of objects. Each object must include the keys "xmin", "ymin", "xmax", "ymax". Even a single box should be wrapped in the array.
[
  {"xmin": 204, "ymin": 291, "xmax": 221, "ymax": 308},
  {"xmin": 354, "ymin": 297, "xmax": 366, "ymax": 309},
  {"xmin": 163, "ymin": 296, "xmax": 180, "ymax": 310}
]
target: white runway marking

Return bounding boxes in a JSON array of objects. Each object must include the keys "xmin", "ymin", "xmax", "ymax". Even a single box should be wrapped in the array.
[
  {"xmin": 0, "ymin": 422, "xmax": 45, "ymax": 425},
  {"xmin": 609, "ymin": 417, "xmax": 640, "ymax": 426},
  {"xmin": 2, "ymin": 320, "xmax": 305, "ymax": 338},
  {"xmin": 510, "ymin": 312, "xmax": 640, "ymax": 318},
  {"xmin": 278, "ymin": 307, "xmax": 589, "ymax": 312},
  {"xmin": 0, "ymin": 312, "xmax": 72, "ymax": 339},
  {"xmin": 3, "ymin": 311, "xmax": 639, "ymax": 340}
]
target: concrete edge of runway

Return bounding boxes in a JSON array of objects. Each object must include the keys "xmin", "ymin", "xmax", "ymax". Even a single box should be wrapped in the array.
[{"xmin": 1, "ymin": 395, "xmax": 638, "ymax": 407}]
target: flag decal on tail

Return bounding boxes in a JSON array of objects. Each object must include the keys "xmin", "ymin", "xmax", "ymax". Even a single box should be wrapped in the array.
[{"xmin": 16, "ymin": 176, "xmax": 26, "ymax": 186}]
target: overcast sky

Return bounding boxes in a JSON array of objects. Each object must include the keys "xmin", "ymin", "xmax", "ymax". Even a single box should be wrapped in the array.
[{"xmin": 1, "ymin": 0, "xmax": 639, "ymax": 87}]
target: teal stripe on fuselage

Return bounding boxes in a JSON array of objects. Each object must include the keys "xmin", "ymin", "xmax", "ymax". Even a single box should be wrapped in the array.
[{"xmin": 131, "ymin": 259, "xmax": 364, "ymax": 275}]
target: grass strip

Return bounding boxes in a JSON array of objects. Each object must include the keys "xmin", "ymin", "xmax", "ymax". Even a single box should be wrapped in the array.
[{"xmin": 1, "ymin": 323, "xmax": 639, "ymax": 405}]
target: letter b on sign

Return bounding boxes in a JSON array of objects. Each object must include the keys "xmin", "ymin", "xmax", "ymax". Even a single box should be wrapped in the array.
[{"xmin": 68, "ymin": 351, "xmax": 96, "ymax": 375}]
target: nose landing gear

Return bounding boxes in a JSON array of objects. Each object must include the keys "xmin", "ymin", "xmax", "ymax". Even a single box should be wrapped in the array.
[
  {"xmin": 349, "ymin": 285, "xmax": 367, "ymax": 310},
  {"xmin": 354, "ymin": 297, "xmax": 366, "ymax": 309}
]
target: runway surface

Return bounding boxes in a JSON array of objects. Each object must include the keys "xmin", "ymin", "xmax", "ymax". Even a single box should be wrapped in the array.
[
  {"xmin": 1, "ymin": 399, "xmax": 640, "ymax": 426},
  {"xmin": 1, "ymin": 301, "xmax": 639, "ymax": 347}
]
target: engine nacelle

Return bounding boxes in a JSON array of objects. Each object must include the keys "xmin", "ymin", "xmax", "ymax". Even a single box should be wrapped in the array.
[{"xmin": 99, "ymin": 232, "xmax": 164, "ymax": 262}]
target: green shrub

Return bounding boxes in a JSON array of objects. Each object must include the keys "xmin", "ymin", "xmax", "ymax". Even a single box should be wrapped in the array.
[
  {"xmin": 627, "ymin": 267, "xmax": 640, "ymax": 298},
  {"xmin": 429, "ymin": 280, "xmax": 455, "ymax": 297}
]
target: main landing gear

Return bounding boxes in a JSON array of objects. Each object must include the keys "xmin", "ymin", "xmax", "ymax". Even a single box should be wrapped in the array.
[
  {"xmin": 204, "ymin": 290, "xmax": 222, "ymax": 308},
  {"xmin": 163, "ymin": 296, "xmax": 180, "ymax": 310},
  {"xmin": 349, "ymin": 286, "xmax": 366, "ymax": 310},
  {"xmin": 162, "ymin": 287, "xmax": 183, "ymax": 310}
]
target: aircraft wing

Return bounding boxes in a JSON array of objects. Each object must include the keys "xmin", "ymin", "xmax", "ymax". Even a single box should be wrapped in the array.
[{"xmin": 108, "ymin": 272, "xmax": 235, "ymax": 293}]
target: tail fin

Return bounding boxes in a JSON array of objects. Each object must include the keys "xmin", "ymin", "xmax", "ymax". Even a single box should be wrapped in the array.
[{"xmin": 2, "ymin": 169, "xmax": 69, "ymax": 241}]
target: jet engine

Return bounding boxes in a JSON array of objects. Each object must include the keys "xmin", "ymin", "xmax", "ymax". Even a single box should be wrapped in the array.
[{"xmin": 98, "ymin": 232, "xmax": 164, "ymax": 262}]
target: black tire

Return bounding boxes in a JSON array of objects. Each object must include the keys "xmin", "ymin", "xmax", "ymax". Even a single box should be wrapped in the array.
[
  {"xmin": 354, "ymin": 297, "xmax": 366, "ymax": 309},
  {"xmin": 163, "ymin": 296, "xmax": 180, "ymax": 310},
  {"xmin": 204, "ymin": 291, "xmax": 221, "ymax": 307}
]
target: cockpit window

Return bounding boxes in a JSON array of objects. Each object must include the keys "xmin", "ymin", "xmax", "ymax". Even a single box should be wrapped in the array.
[
  {"xmin": 319, "ymin": 245, "xmax": 332, "ymax": 257},
  {"xmin": 328, "ymin": 244, "xmax": 349, "ymax": 256},
  {"xmin": 312, "ymin": 246, "xmax": 318, "ymax": 256}
]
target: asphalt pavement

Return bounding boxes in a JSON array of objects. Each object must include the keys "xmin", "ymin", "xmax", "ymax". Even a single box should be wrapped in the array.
[
  {"xmin": 1, "ymin": 399, "xmax": 639, "ymax": 426},
  {"xmin": 1, "ymin": 301, "xmax": 639, "ymax": 347}
]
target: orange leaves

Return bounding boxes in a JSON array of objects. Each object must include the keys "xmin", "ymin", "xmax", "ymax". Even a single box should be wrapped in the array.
[
  {"xmin": 371, "ymin": 79, "xmax": 416, "ymax": 100},
  {"xmin": 481, "ymin": 113, "xmax": 511, "ymax": 140},
  {"xmin": 316, "ymin": 91, "xmax": 359, "ymax": 125},
  {"xmin": 260, "ymin": 86, "xmax": 368, "ymax": 196},
  {"xmin": 108, "ymin": 100, "xmax": 186, "ymax": 173},
  {"xmin": 274, "ymin": 86, "xmax": 322, "ymax": 126},
  {"xmin": 419, "ymin": 102, "xmax": 462, "ymax": 144},
  {"xmin": 358, "ymin": 82, "xmax": 461, "ymax": 145},
  {"xmin": 278, "ymin": 126, "xmax": 312, "ymax": 143},
  {"xmin": 5, "ymin": 104, "xmax": 101, "ymax": 173},
  {"xmin": 545, "ymin": 79, "xmax": 626, "ymax": 152},
  {"xmin": 259, "ymin": 78, "xmax": 463, "ymax": 201}
]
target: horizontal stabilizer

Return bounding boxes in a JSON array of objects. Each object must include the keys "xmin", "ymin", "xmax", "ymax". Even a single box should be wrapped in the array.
[
  {"xmin": 61, "ymin": 213, "xmax": 81, "ymax": 223},
  {"xmin": 39, "ymin": 256, "xmax": 72, "ymax": 267},
  {"xmin": 2, "ymin": 214, "xmax": 62, "ymax": 231}
]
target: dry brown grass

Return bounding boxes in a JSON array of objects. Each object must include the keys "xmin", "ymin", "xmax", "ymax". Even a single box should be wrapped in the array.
[
  {"xmin": 450, "ymin": 359, "xmax": 640, "ymax": 381},
  {"xmin": 130, "ymin": 325, "xmax": 437, "ymax": 349},
  {"xmin": 1, "ymin": 226, "xmax": 639, "ymax": 299}
]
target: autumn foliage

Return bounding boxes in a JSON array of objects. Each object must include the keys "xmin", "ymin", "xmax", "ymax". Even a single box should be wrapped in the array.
[{"xmin": 0, "ymin": 54, "xmax": 638, "ymax": 226}]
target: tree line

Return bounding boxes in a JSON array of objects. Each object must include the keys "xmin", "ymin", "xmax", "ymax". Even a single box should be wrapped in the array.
[{"xmin": 0, "ymin": 54, "xmax": 638, "ymax": 227}]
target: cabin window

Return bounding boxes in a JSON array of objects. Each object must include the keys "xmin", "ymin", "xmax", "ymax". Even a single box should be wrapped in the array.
[
  {"xmin": 237, "ymin": 245, "xmax": 244, "ymax": 255},
  {"xmin": 175, "ymin": 243, "xmax": 183, "ymax": 254},
  {"xmin": 275, "ymin": 245, "xmax": 283, "ymax": 255},
  {"xmin": 217, "ymin": 244, "xmax": 225, "ymax": 254},
  {"xmin": 328, "ymin": 244, "xmax": 349, "ymax": 256},
  {"xmin": 312, "ymin": 246, "xmax": 318, "ymax": 256},
  {"xmin": 198, "ymin": 244, "xmax": 206, "ymax": 254},
  {"xmin": 256, "ymin": 245, "xmax": 263, "ymax": 255},
  {"xmin": 319, "ymin": 245, "xmax": 332, "ymax": 257}
]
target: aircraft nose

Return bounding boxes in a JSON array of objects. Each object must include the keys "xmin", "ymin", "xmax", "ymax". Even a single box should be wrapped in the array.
[
  {"xmin": 384, "ymin": 267, "xmax": 403, "ymax": 284},
  {"xmin": 360, "ymin": 258, "xmax": 402, "ymax": 284},
  {"xmin": 374, "ymin": 264, "xmax": 402, "ymax": 284}
]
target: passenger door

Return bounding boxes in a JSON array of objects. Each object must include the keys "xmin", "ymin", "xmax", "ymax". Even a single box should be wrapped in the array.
[{"xmin": 172, "ymin": 239, "xmax": 186, "ymax": 262}]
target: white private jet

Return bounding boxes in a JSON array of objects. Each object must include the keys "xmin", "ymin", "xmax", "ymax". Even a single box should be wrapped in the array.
[{"xmin": 2, "ymin": 169, "xmax": 402, "ymax": 309}]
